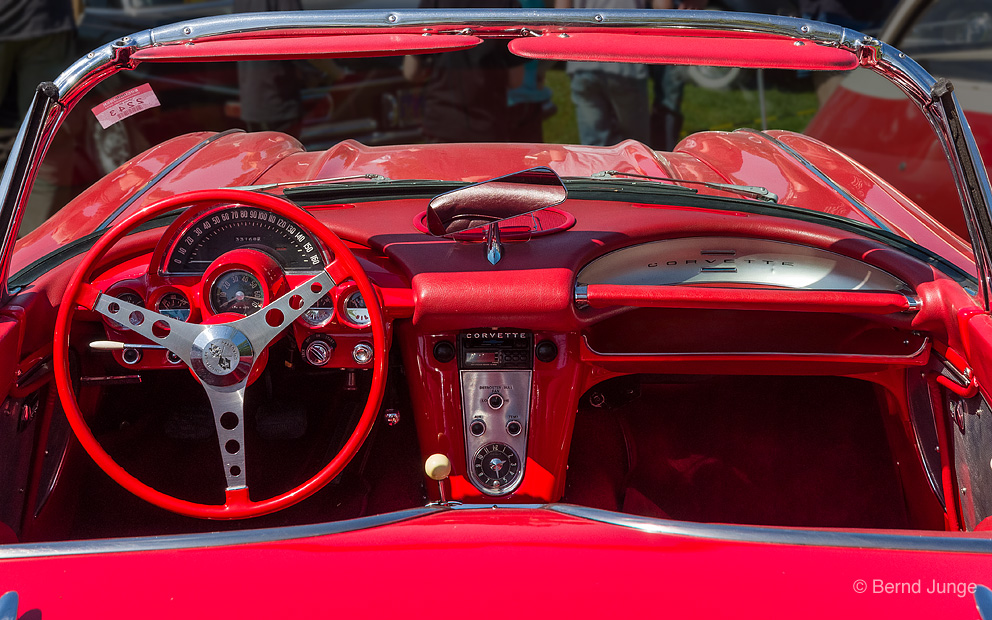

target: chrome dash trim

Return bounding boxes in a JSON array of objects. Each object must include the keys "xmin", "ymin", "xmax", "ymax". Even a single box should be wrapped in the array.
[
  {"xmin": 549, "ymin": 504, "xmax": 992, "ymax": 554},
  {"xmin": 0, "ymin": 507, "xmax": 442, "ymax": 560},
  {"xmin": 581, "ymin": 334, "xmax": 930, "ymax": 362},
  {"xmin": 574, "ymin": 284, "xmax": 589, "ymax": 307},
  {"xmin": 95, "ymin": 128, "xmax": 245, "ymax": 231},
  {"xmin": 741, "ymin": 128, "xmax": 892, "ymax": 232}
]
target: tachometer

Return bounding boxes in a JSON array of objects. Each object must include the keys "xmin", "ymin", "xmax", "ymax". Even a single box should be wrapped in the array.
[
  {"xmin": 165, "ymin": 206, "xmax": 325, "ymax": 274},
  {"xmin": 209, "ymin": 270, "xmax": 264, "ymax": 316}
]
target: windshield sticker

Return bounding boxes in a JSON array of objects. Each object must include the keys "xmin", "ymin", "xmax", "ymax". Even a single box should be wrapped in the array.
[{"xmin": 91, "ymin": 83, "xmax": 160, "ymax": 129}]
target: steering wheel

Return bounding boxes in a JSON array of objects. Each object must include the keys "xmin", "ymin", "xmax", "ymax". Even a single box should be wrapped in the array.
[{"xmin": 53, "ymin": 189, "xmax": 388, "ymax": 519}]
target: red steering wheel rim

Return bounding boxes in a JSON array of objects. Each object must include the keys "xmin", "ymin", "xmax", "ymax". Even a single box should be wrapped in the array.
[{"xmin": 53, "ymin": 189, "xmax": 388, "ymax": 519}]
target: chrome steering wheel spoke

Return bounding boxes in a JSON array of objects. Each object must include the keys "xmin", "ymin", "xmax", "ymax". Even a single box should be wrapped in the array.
[
  {"xmin": 93, "ymin": 291, "xmax": 205, "ymax": 367},
  {"xmin": 203, "ymin": 383, "xmax": 249, "ymax": 492},
  {"xmin": 232, "ymin": 270, "xmax": 337, "ymax": 354}
]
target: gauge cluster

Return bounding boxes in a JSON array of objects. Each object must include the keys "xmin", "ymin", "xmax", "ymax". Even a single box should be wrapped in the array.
[
  {"xmin": 93, "ymin": 204, "xmax": 376, "ymax": 372},
  {"xmin": 163, "ymin": 205, "xmax": 326, "ymax": 274}
]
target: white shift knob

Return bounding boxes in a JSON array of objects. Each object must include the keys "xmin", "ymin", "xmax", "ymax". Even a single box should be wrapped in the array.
[{"xmin": 425, "ymin": 453, "xmax": 452, "ymax": 481}]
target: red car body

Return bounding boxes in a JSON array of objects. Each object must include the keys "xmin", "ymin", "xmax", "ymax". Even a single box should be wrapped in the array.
[{"xmin": 1, "ymin": 9, "xmax": 992, "ymax": 618}]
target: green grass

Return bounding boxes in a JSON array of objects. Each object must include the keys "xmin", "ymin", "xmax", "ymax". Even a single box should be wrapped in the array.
[{"xmin": 542, "ymin": 68, "xmax": 820, "ymax": 145}]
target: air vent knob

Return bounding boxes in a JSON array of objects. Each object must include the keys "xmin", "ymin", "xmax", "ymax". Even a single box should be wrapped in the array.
[
  {"xmin": 433, "ymin": 340, "xmax": 456, "ymax": 364},
  {"xmin": 535, "ymin": 340, "xmax": 558, "ymax": 363}
]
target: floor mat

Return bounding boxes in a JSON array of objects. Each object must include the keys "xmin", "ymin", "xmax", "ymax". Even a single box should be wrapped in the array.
[{"xmin": 572, "ymin": 376, "xmax": 911, "ymax": 529}]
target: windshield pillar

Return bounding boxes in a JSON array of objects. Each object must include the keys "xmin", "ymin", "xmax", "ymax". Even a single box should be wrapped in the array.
[{"xmin": 0, "ymin": 83, "xmax": 62, "ymax": 303}]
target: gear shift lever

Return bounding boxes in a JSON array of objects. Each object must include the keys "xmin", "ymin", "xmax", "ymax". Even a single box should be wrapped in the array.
[{"xmin": 425, "ymin": 453, "xmax": 452, "ymax": 505}]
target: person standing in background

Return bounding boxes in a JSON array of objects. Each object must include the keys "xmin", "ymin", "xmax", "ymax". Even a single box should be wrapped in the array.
[
  {"xmin": 0, "ymin": 0, "xmax": 78, "ymax": 233},
  {"xmin": 649, "ymin": 0, "xmax": 707, "ymax": 151},
  {"xmin": 404, "ymin": 0, "xmax": 525, "ymax": 143},
  {"xmin": 0, "ymin": 0, "xmax": 77, "ymax": 123},
  {"xmin": 234, "ymin": 0, "xmax": 305, "ymax": 135},
  {"xmin": 555, "ymin": 0, "xmax": 666, "ymax": 146}
]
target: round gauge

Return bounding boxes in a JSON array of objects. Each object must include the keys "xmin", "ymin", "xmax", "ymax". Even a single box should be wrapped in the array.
[
  {"xmin": 165, "ymin": 206, "xmax": 325, "ymax": 274},
  {"xmin": 157, "ymin": 291, "xmax": 191, "ymax": 322},
  {"xmin": 343, "ymin": 291, "xmax": 370, "ymax": 327},
  {"xmin": 473, "ymin": 443, "xmax": 520, "ymax": 492},
  {"xmin": 209, "ymin": 270, "xmax": 264, "ymax": 316},
  {"xmin": 301, "ymin": 293, "xmax": 334, "ymax": 326},
  {"xmin": 116, "ymin": 290, "xmax": 144, "ymax": 308}
]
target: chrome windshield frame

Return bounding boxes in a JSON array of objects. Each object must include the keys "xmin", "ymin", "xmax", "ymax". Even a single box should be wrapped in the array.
[{"xmin": 1, "ymin": 9, "xmax": 989, "ymax": 306}]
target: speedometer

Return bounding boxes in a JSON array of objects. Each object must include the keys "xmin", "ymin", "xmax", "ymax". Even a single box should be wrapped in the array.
[{"xmin": 165, "ymin": 206, "xmax": 325, "ymax": 274}]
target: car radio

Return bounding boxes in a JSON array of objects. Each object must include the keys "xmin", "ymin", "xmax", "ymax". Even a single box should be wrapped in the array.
[{"xmin": 458, "ymin": 330, "xmax": 533, "ymax": 370}]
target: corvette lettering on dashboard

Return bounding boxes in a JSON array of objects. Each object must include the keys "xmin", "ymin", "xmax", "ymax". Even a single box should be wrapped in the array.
[
  {"xmin": 646, "ymin": 259, "xmax": 797, "ymax": 267},
  {"xmin": 464, "ymin": 332, "xmax": 529, "ymax": 339}
]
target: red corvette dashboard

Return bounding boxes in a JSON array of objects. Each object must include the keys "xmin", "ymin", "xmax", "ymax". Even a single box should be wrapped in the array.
[{"xmin": 75, "ymin": 185, "xmax": 960, "ymax": 506}]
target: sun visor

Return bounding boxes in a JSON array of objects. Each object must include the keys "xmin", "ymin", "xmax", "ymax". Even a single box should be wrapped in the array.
[
  {"xmin": 131, "ymin": 33, "xmax": 482, "ymax": 61},
  {"xmin": 509, "ymin": 32, "xmax": 859, "ymax": 71}
]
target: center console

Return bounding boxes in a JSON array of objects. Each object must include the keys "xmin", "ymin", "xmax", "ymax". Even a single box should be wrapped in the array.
[{"xmin": 458, "ymin": 330, "xmax": 533, "ymax": 495}]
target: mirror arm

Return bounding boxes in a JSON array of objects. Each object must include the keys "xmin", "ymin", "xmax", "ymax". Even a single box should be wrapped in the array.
[{"xmin": 485, "ymin": 223, "xmax": 503, "ymax": 265}]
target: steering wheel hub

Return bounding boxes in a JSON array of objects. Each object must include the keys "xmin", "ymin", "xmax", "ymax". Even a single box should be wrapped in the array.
[{"xmin": 191, "ymin": 325, "xmax": 253, "ymax": 385}]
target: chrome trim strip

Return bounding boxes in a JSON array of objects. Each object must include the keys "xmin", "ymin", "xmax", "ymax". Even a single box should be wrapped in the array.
[
  {"xmin": 0, "ymin": 507, "xmax": 441, "ymax": 560},
  {"xmin": 931, "ymin": 79, "xmax": 992, "ymax": 310},
  {"xmin": 581, "ymin": 334, "xmax": 930, "ymax": 361},
  {"xmin": 10, "ymin": 503, "xmax": 990, "ymax": 560},
  {"xmin": 742, "ymin": 129, "xmax": 892, "ymax": 232},
  {"xmin": 548, "ymin": 504, "xmax": 992, "ymax": 554},
  {"xmin": 0, "ymin": 84, "xmax": 60, "ymax": 302},
  {"xmin": 95, "ymin": 128, "xmax": 245, "ymax": 231},
  {"xmin": 574, "ymin": 284, "xmax": 589, "ymax": 306}
]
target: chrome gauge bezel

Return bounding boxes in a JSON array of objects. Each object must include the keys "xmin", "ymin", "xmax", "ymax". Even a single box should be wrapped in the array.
[
  {"xmin": 340, "ymin": 289, "xmax": 371, "ymax": 328},
  {"xmin": 155, "ymin": 290, "xmax": 192, "ymax": 322},
  {"xmin": 300, "ymin": 292, "xmax": 335, "ymax": 327},
  {"xmin": 208, "ymin": 269, "xmax": 266, "ymax": 317}
]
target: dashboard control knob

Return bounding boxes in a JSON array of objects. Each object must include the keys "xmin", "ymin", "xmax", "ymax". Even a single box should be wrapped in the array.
[
  {"xmin": 303, "ymin": 336, "xmax": 335, "ymax": 367},
  {"xmin": 352, "ymin": 342, "xmax": 373, "ymax": 365},
  {"xmin": 470, "ymin": 420, "xmax": 486, "ymax": 436},
  {"xmin": 487, "ymin": 393, "xmax": 504, "ymax": 410},
  {"xmin": 506, "ymin": 420, "xmax": 522, "ymax": 436},
  {"xmin": 535, "ymin": 340, "xmax": 558, "ymax": 363},
  {"xmin": 433, "ymin": 340, "xmax": 455, "ymax": 364},
  {"xmin": 121, "ymin": 347, "xmax": 142, "ymax": 365}
]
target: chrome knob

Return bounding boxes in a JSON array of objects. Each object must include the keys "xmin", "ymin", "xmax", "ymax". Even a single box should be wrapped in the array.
[
  {"xmin": 352, "ymin": 342, "xmax": 373, "ymax": 364},
  {"xmin": 487, "ymin": 393, "xmax": 504, "ymax": 410},
  {"xmin": 303, "ymin": 339, "xmax": 334, "ymax": 366}
]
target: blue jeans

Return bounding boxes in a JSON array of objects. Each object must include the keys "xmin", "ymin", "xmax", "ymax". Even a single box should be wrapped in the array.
[{"xmin": 569, "ymin": 70, "xmax": 650, "ymax": 146}]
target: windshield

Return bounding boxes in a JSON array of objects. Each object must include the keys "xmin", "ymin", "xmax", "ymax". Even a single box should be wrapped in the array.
[{"xmin": 3, "ymin": 9, "xmax": 983, "ymax": 284}]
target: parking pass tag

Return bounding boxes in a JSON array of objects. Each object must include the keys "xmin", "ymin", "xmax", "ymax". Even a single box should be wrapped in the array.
[{"xmin": 91, "ymin": 83, "xmax": 160, "ymax": 129}]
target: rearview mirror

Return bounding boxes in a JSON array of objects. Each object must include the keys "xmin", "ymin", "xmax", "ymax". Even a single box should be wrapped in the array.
[{"xmin": 426, "ymin": 167, "xmax": 568, "ymax": 237}]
